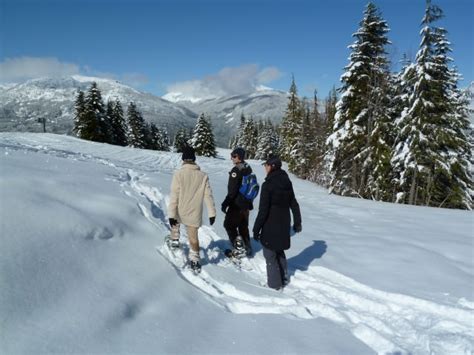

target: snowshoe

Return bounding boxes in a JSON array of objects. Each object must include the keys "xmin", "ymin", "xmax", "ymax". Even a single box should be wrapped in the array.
[
  {"xmin": 165, "ymin": 236, "xmax": 180, "ymax": 250},
  {"xmin": 233, "ymin": 237, "xmax": 246, "ymax": 259},
  {"xmin": 189, "ymin": 260, "xmax": 201, "ymax": 274}
]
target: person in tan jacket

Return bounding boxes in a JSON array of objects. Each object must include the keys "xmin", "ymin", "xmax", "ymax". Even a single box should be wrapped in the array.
[{"xmin": 167, "ymin": 146, "xmax": 216, "ymax": 273}]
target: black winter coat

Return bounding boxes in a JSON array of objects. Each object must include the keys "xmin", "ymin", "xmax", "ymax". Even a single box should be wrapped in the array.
[
  {"xmin": 253, "ymin": 169, "xmax": 301, "ymax": 251},
  {"xmin": 222, "ymin": 162, "xmax": 253, "ymax": 211}
]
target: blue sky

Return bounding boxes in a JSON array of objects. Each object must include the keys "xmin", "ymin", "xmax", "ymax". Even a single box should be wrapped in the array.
[{"xmin": 1, "ymin": 0, "xmax": 473, "ymax": 98}]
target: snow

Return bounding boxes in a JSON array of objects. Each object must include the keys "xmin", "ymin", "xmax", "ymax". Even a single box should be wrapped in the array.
[{"xmin": 1, "ymin": 133, "xmax": 473, "ymax": 354}]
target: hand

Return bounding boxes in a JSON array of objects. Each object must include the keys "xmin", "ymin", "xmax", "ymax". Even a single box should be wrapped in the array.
[
  {"xmin": 253, "ymin": 232, "xmax": 261, "ymax": 242},
  {"xmin": 169, "ymin": 218, "xmax": 178, "ymax": 227},
  {"xmin": 293, "ymin": 224, "xmax": 302, "ymax": 233},
  {"xmin": 221, "ymin": 204, "xmax": 228, "ymax": 214},
  {"xmin": 209, "ymin": 216, "xmax": 215, "ymax": 226}
]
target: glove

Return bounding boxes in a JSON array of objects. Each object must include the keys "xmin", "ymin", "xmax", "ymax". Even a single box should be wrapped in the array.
[
  {"xmin": 253, "ymin": 232, "xmax": 261, "ymax": 242},
  {"xmin": 293, "ymin": 224, "xmax": 302, "ymax": 233},
  {"xmin": 221, "ymin": 203, "xmax": 228, "ymax": 214},
  {"xmin": 209, "ymin": 216, "xmax": 215, "ymax": 226},
  {"xmin": 169, "ymin": 218, "xmax": 178, "ymax": 227}
]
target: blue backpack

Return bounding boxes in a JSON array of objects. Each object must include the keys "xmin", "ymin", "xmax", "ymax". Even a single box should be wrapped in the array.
[{"xmin": 239, "ymin": 173, "xmax": 260, "ymax": 201}]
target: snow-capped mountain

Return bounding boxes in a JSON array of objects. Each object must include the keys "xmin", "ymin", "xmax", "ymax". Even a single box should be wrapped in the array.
[
  {"xmin": 0, "ymin": 76, "xmax": 289, "ymax": 146},
  {"xmin": 0, "ymin": 76, "xmax": 197, "ymax": 135},
  {"xmin": 171, "ymin": 89, "xmax": 289, "ymax": 146}
]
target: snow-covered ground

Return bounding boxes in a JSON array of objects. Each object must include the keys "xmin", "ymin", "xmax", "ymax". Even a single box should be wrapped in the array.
[{"xmin": 0, "ymin": 133, "xmax": 472, "ymax": 354}]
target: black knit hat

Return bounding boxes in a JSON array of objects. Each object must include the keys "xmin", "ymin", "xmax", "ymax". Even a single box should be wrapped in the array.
[
  {"xmin": 182, "ymin": 146, "xmax": 196, "ymax": 161},
  {"xmin": 231, "ymin": 147, "xmax": 245, "ymax": 161},
  {"xmin": 263, "ymin": 155, "xmax": 282, "ymax": 169}
]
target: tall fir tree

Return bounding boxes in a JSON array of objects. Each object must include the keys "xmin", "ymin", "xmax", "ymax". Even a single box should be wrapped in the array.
[
  {"xmin": 391, "ymin": 0, "xmax": 472, "ymax": 209},
  {"xmin": 82, "ymin": 82, "xmax": 109, "ymax": 143},
  {"xmin": 105, "ymin": 100, "xmax": 116, "ymax": 144},
  {"xmin": 111, "ymin": 99, "xmax": 128, "ymax": 146},
  {"xmin": 191, "ymin": 113, "xmax": 217, "ymax": 157},
  {"xmin": 127, "ymin": 102, "xmax": 146, "ymax": 148},
  {"xmin": 239, "ymin": 116, "xmax": 258, "ymax": 159},
  {"xmin": 73, "ymin": 90, "xmax": 86, "ymax": 138},
  {"xmin": 280, "ymin": 75, "xmax": 302, "ymax": 163},
  {"xmin": 327, "ymin": 2, "xmax": 391, "ymax": 198},
  {"xmin": 173, "ymin": 128, "xmax": 191, "ymax": 152},
  {"xmin": 255, "ymin": 120, "xmax": 279, "ymax": 160}
]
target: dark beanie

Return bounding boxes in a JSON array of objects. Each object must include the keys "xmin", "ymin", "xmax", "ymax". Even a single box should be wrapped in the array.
[
  {"xmin": 231, "ymin": 147, "xmax": 245, "ymax": 161},
  {"xmin": 182, "ymin": 146, "xmax": 196, "ymax": 161},
  {"xmin": 263, "ymin": 155, "xmax": 282, "ymax": 169}
]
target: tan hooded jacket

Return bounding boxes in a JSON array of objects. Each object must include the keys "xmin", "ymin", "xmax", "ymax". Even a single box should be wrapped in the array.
[{"xmin": 168, "ymin": 162, "xmax": 216, "ymax": 227}]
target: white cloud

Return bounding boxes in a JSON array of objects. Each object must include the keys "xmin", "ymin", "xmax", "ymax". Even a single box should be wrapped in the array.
[
  {"xmin": 166, "ymin": 64, "xmax": 282, "ymax": 98},
  {"xmin": 0, "ymin": 57, "xmax": 149, "ymax": 88},
  {"xmin": 0, "ymin": 57, "xmax": 80, "ymax": 82}
]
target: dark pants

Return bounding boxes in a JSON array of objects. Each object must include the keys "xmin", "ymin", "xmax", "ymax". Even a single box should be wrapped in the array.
[
  {"xmin": 262, "ymin": 246, "xmax": 288, "ymax": 289},
  {"xmin": 223, "ymin": 206, "xmax": 250, "ymax": 248}
]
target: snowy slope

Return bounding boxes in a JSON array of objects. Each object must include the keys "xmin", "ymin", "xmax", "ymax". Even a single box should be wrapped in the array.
[
  {"xmin": 0, "ymin": 76, "xmax": 197, "ymax": 135},
  {"xmin": 1, "ymin": 133, "xmax": 473, "ymax": 354}
]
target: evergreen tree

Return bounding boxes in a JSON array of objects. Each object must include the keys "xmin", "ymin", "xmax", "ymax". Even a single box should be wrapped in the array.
[
  {"xmin": 288, "ymin": 97, "xmax": 310, "ymax": 177},
  {"xmin": 82, "ymin": 82, "xmax": 109, "ymax": 143},
  {"xmin": 255, "ymin": 120, "xmax": 279, "ymax": 160},
  {"xmin": 105, "ymin": 100, "xmax": 116, "ymax": 144},
  {"xmin": 73, "ymin": 90, "xmax": 86, "ymax": 138},
  {"xmin": 111, "ymin": 99, "xmax": 128, "ymax": 146},
  {"xmin": 230, "ymin": 113, "xmax": 247, "ymax": 149},
  {"xmin": 153, "ymin": 125, "xmax": 170, "ymax": 151},
  {"xmin": 327, "ymin": 2, "xmax": 391, "ymax": 198},
  {"xmin": 280, "ymin": 75, "xmax": 302, "ymax": 163},
  {"xmin": 392, "ymin": 0, "xmax": 472, "ymax": 209},
  {"xmin": 127, "ymin": 102, "xmax": 146, "ymax": 148},
  {"xmin": 191, "ymin": 113, "xmax": 217, "ymax": 157},
  {"xmin": 173, "ymin": 128, "xmax": 190, "ymax": 152},
  {"xmin": 239, "ymin": 116, "xmax": 258, "ymax": 159}
]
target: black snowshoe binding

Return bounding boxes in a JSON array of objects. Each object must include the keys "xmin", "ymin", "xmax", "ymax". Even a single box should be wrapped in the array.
[
  {"xmin": 233, "ymin": 237, "xmax": 247, "ymax": 259},
  {"xmin": 189, "ymin": 260, "xmax": 201, "ymax": 274},
  {"xmin": 166, "ymin": 237, "xmax": 180, "ymax": 250}
]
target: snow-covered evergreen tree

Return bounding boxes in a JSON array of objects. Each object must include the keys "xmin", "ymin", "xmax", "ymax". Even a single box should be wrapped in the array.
[
  {"xmin": 82, "ymin": 82, "xmax": 109, "ymax": 143},
  {"xmin": 280, "ymin": 75, "xmax": 301, "ymax": 163},
  {"xmin": 327, "ymin": 2, "xmax": 391, "ymax": 198},
  {"xmin": 239, "ymin": 116, "xmax": 258, "ymax": 159},
  {"xmin": 229, "ymin": 113, "xmax": 247, "ymax": 149},
  {"xmin": 191, "ymin": 113, "xmax": 217, "ymax": 157},
  {"xmin": 255, "ymin": 120, "xmax": 279, "ymax": 160},
  {"xmin": 392, "ymin": 0, "xmax": 472, "ymax": 209},
  {"xmin": 127, "ymin": 102, "xmax": 146, "ymax": 148},
  {"xmin": 73, "ymin": 90, "xmax": 86, "ymax": 138},
  {"xmin": 105, "ymin": 101, "xmax": 115, "ymax": 144},
  {"xmin": 111, "ymin": 99, "xmax": 128, "ymax": 146},
  {"xmin": 151, "ymin": 124, "xmax": 170, "ymax": 151},
  {"xmin": 173, "ymin": 128, "xmax": 190, "ymax": 153}
]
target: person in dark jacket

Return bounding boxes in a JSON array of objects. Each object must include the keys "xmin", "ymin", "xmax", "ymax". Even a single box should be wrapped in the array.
[
  {"xmin": 221, "ymin": 147, "xmax": 253, "ymax": 257},
  {"xmin": 253, "ymin": 156, "xmax": 302, "ymax": 290}
]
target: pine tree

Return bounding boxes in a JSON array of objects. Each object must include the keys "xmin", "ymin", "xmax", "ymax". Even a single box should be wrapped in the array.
[
  {"xmin": 255, "ymin": 120, "xmax": 279, "ymax": 160},
  {"xmin": 152, "ymin": 125, "xmax": 170, "ymax": 151},
  {"xmin": 327, "ymin": 2, "xmax": 391, "ymax": 198},
  {"xmin": 105, "ymin": 100, "xmax": 116, "ymax": 144},
  {"xmin": 230, "ymin": 113, "xmax": 247, "ymax": 149},
  {"xmin": 82, "ymin": 82, "xmax": 109, "ymax": 142},
  {"xmin": 280, "ymin": 75, "xmax": 301, "ymax": 163},
  {"xmin": 288, "ymin": 97, "xmax": 310, "ymax": 177},
  {"xmin": 173, "ymin": 128, "xmax": 190, "ymax": 152},
  {"xmin": 112, "ymin": 99, "xmax": 128, "ymax": 146},
  {"xmin": 191, "ymin": 113, "xmax": 217, "ymax": 157},
  {"xmin": 127, "ymin": 102, "xmax": 146, "ymax": 148},
  {"xmin": 392, "ymin": 0, "xmax": 472, "ymax": 209},
  {"xmin": 239, "ymin": 116, "xmax": 258, "ymax": 159},
  {"xmin": 73, "ymin": 90, "xmax": 86, "ymax": 138}
]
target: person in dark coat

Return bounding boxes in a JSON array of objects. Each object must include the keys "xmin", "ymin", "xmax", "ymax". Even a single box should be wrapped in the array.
[
  {"xmin": 221, "ymin": 147, "xmax": 253, "ymax": 256},
  {"xmin": 253, "ymin": 156, "xmax": 302, "ymax": 290}
]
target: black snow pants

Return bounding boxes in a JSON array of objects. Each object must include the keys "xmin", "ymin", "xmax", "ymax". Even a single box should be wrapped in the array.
[
  {"xmin": 262, "ymin": 246, "xmax": 288, "ymax": 289},
  {"xmin": 223, "ymin": 206, "xmax": 250, "ymax": 248}
]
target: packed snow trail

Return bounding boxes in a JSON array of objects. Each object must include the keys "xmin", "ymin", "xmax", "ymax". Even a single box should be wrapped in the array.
[
  {"xmin": 1, "ymin": 133, "xmax": 472, "ymax": 354},
  {"xmin": 123, "ymin": 166, "xmax": 474, "ymax": 355}
]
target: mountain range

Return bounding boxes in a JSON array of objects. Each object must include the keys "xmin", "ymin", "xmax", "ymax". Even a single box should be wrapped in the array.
[{"xmin": 0, "ymin": 76, "xmax": 289, "ymax": 146}]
